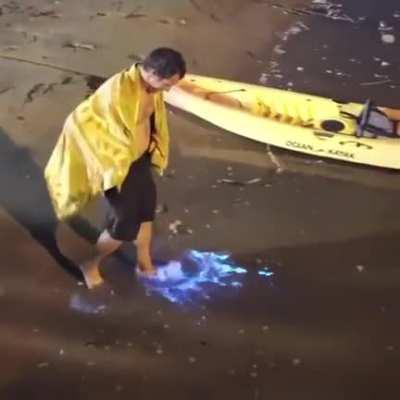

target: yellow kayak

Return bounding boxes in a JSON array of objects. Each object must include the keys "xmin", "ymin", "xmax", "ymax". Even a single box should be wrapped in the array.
[{"xmin": 165, "ymin": 74, "xmax": 400, "ymax": 169}]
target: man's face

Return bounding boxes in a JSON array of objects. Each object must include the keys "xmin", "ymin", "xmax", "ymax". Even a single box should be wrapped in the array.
[{"xmin": 142, "ymin": 68, "xmax": 182, "ymax": 92}]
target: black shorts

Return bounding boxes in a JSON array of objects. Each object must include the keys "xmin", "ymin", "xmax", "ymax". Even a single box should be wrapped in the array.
[{"xmin": 104, "ymin": 154, "xmax": 156, "ymax": 241}]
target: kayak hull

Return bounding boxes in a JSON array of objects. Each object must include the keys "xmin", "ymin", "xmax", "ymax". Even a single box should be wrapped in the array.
[{"xmin": 165, "ymin": 74, "xmax": 400, "ymax": 170}]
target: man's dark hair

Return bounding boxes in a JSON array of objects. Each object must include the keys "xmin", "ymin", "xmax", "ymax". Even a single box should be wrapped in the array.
[{"xmin": 143, "ymin": 48, "xmax": 186, "ymax": 79}]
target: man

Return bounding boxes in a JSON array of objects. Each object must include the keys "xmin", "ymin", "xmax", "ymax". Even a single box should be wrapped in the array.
[{"xmin": 45, "ymin": 48, "xmax": 186, "ymax": 288}]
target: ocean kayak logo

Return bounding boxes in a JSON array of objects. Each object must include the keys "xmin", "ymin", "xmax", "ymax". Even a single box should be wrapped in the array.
[{"xmin": 286, "ymin": 140, "xmax": 356, "ymax": 159}]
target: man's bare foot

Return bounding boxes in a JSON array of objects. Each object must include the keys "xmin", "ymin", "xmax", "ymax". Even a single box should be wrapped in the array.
[
  {"xmin": 137, "ymin": 262, "xmax": 157, "ymax": 278},
  {"xmin": 79, "ymin": 262, "xmax": 104, "ymax": 289}
]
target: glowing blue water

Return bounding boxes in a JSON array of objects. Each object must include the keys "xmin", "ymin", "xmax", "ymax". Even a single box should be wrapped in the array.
[
  {"xmin": 69, "ymin": 293, "xmax": 107, "ymax": 314},
  {"xmin": 258, "ymin": 269, "xmax": 274, "ymax": 277},
  {"xmin": 138, "ymin": 250, "xmax": 273, "ymax": 304}
]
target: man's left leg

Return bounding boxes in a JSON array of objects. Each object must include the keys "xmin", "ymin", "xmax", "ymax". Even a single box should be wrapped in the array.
[
  {"xmin": 381, "ymin": 107, "xmax": 400, "ymax": 136},
  {"xmin": 134, "ymin": 221, "xmax": 156, "ymax": 276}
]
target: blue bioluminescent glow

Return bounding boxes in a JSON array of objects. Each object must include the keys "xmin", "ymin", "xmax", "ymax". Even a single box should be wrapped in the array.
[
  {"xmin": 69, "ymin": 293, "xmax": 107, "ymax": 314},
  {"xmin": 137, "ymin": 250, "xmax": 274, "ymax": 304},
  {"xmin": 258, "ymin": 270, "xmax": 274, "ymax": 277}
]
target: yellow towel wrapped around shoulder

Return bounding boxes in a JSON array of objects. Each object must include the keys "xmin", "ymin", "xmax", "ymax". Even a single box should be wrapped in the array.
[{"xmin": 45, "ymin": 64, "xmax": 170, "ymax": 220}]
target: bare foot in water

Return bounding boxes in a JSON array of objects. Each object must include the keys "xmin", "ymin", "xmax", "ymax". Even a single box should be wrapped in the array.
[
  {"xmin": 137, "ymin": 262, "xmax": 157, "ymax": 278},
  {"xmin": 79, "ymin": 262, "xmax": 104, "ymax": 289}
]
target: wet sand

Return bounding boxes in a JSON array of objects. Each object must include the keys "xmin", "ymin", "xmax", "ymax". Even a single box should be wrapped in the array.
[{"xmin": 1, "ymin": 1, "xmax": 400, "ymax": 399}]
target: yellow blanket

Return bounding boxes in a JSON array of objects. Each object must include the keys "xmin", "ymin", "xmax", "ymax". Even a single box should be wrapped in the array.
[{"xmin": 45, "ymin": 64, "xmax": 170, "ymax": 220}]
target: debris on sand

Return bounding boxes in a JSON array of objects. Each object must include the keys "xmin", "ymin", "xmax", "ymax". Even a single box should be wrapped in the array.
[
  {"xmin": 292, "ymin": 357, "xmax": 302, "ymax": 366},
  {"xmin": 378, "ymin": 20, "xmax": 394, "ymax": 32},
  {"xmin": 157, "ymin": 17, "xmax": 172, "ymax": 24},
  {"xmin": 0, "ymin": 86, "xmax": 14, "ymax": 95},
  {"xmin": 189, "ymin": 0, "xmax": 221, "ymax": 22},
  {"xmin": 25, "ymin": 83, "xmax": 45, "ymax": 103},
  {"xmin": 246, "ymin": 50, "xmax": 263, "ymax": 63},
  {"xmin": 381, "ymin": 34, "xmax": 395, "ymax": 44},
  {"xmin": 42, "ymin": 82, "xmax": 57, "ymax": 95},
  {"xmin": 125, "ymin": 12, "xmax": 148, "ymax": 19},
  {"xmin": 273, "ymin": 44, "xmax": 286, "ymax": 55},
  {"xmin": 217, "ymin": 178, "xmax": 262, "ymax": 186},
  {"xmin": 158, "ymin": 16, "xmax": 188, "ymax": 26},
  {"xmin": 356, "ymin": 265, "xmax": 365, "ymax": 272},
  {"xmin": 128, "ymin": 53, "xmax": 144, "ymax": 62},
  {"xmin": 169, "ymin": 220, "xmax": 182, "ymax": 234},
  {"xmin": 168, "ymin": 220, "xmax": 193, "ymax": 235},
  {"xmin": 378, "ymin": 21, "xmax": 396, "ymax": 44},
  {"xmin": 61, "ymin": 76, "xmax": 74, "ymax": 85},
  {"xmin": 63, "ymin": 42, "xmax": 97, "ymax": 51},
  {"xmin": 266, "ymin": 145, "xmax": 284, "ymax": 173},
  {"xmin": 259, "ymin": 73, "xmax": 269, "ymax": 85},
  {"xmin": 0, "ymin": 2, "xmax": 23, "ymax": 14},
  {"xmin": 360, "ymin": 79, "xmax": 392, "ymax": 87},
  {"xmin": 262, "ymin": 325, "xmax": 270, "ymax": 332},
  {"xmin": 164, "ymin": 170, "xmax": 176, "ymax": 179},
  {"xmin": 271, "ymin": 1, "xmax": 357, "ymax": 23},
  {"xmin": 250, "ymin": 371, "xmax": 258, "ymax": 378},
  {"xmin": 189, "ymin": 0, "xmax": 202, "ymax": 12},
  {"xmin": 373, "ymin": 73, "xmax": 389, "ymax": 79},
  {"xmin": 30, "ymin": 9, "xmax": 61, "ymax": 18},
  {"xmin": 156, "ymin": 203, "xmax": 169, "ymax": 214},
  {"xmin": 277, "ymin": 21, "xmax": 310, "ymax": 42},
  {"xmin": 2, "ymin": 45, "xmax": 19, "ymax": 51},
  {"xmin": 24, "ymin": 78, "xmax": 75, "ymax": 103}
]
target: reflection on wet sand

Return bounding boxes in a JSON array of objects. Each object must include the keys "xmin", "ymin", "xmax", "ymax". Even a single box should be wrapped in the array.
[{"xmin": 176, "ymin": 129, "xmax": 400, "ymax": 191}]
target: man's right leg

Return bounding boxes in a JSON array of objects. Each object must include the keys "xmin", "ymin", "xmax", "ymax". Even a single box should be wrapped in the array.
[
  {"xmin": 80, "ymin": 229, "xmax": 122, "ymax": 289},
  {"xmin": 135, "ymin": 221, "xmax": 155, "ymax": 276}
]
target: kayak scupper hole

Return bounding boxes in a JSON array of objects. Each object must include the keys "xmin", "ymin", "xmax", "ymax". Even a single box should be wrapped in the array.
[{"xmin": 321, "ymin": 120, "xmax": 346, "ymax": 133}]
